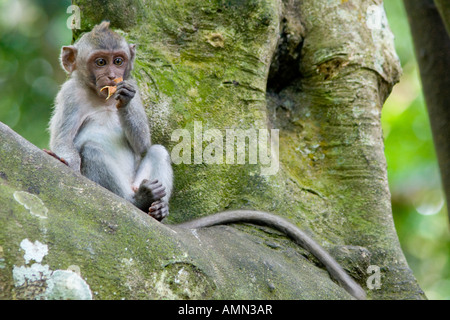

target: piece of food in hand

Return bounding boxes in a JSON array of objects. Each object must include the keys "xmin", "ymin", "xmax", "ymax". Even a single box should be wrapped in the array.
[
  {"xmin": 100, "ymin": 77, "xmax": 123, "ymax": 100},
  {"xmin": 100, "ymin": 86, "xmax": 117, "ymax": 100}
]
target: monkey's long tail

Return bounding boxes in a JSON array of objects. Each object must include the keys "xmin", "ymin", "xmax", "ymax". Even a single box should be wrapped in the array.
[{"xmin": 176, "ymin": 209, "xmax": 367, "ymax": 300}]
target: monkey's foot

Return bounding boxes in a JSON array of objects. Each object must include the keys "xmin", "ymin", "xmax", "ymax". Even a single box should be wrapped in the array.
[
  {"xmin": 133, "ymin": 179, "xmax": 167, "ymax": 213},
  {"xmin": 148, "ymin": 200, "xmax": 169, "ymax": 221}
]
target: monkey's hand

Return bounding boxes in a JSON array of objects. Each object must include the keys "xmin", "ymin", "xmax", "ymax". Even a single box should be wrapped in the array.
[
  {"xmin": 43, "ymin": 149, "xmax": 69, "ymax": 166},
  {"xmin": 115, "ymin": 80, "xmax": 136, "ymax": 108}
]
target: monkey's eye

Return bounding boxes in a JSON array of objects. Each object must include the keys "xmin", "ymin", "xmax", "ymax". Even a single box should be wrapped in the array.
[
  {"xmin": 95, "ymin": 58, "xmax": 107, "ymax": 67},
  {"xmin": 113, "ymin": 57, "xmax": 124, "ymax": 66}
]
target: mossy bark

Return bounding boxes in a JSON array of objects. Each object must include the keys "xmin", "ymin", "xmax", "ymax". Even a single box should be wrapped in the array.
[{"xmin": 0, "ymin": 0, "xmax": 425, "ymax": 299}]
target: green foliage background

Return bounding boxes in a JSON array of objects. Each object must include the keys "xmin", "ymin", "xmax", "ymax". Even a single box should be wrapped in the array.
[
  {"xmin": 382, "ymin": 1, "xmax": 450, "ymax": 300},
  {"xmin": 0, "ymin": 0, "xmax": 448, "ymax": 299}
]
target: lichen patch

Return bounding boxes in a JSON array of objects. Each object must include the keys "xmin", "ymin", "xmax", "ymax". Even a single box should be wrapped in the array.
[
  {"xmin": 12, "ymin": 238, "xmax": 92, "ymax": 300},
  {"xmin": 20, "ymin": 239, "xmax": 48, "ymax": 264},
  {"xmin": 13, "ymin": 191, "xmax": 48, "ymax": 219}
]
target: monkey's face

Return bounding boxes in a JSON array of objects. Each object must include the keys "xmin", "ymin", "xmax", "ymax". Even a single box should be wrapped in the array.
[{"xmin": 87, "ymin": 50, "xmax": 129, "ymax": 98}]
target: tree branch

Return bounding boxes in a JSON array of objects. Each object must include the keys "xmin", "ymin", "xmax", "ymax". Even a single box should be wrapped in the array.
[
  {"xmin": 404, "ymin": 0, "xmax": 450, "ymax": 222},
  {"xmin": 0, "ymin": 122, "xmax": 357, "ymax": 299}
]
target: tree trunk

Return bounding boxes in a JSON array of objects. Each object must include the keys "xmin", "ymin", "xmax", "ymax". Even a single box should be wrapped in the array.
[
  {"xmin": 434, "ymin": 0, "xmax": 450, "ymax": 36},
  {"xmin": 403, "ymin": 0, "xmax": 450, "ymax": 222},
  {"xmin": 0, "ymin": 0, "xmax": 425, "ymax": 300}
]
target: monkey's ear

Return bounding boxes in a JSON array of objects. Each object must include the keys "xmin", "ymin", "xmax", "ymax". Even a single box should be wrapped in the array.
[
  {"xmin": 60, "ymin": 46, "xmax": 78, "ymax": 73},
  {"xmin": 129, "ymin": 44, "xmax": 136, "ymax": 62}
]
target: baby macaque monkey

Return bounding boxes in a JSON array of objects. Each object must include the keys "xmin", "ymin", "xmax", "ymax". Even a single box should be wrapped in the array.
[{"xmin": 47, "ymin": 21, "xmax": 172, "ymax": 220}]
